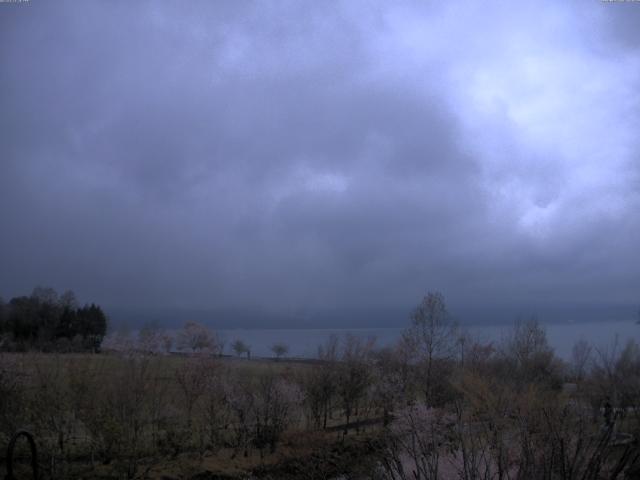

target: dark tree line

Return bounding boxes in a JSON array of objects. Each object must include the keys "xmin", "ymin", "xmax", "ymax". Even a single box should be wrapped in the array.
[{"xmin": 0, "ymin": 287, "xmax": 107, "ymax": 352}]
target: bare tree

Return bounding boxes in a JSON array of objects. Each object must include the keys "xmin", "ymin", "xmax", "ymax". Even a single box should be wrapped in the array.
[
  {"xmin": 137, "ymin": 322, "xmax": 164, "ymax": 354},
  {"xmin": 59, "ymin": 290, "xmax": 78, "ymax": 310},
  {"xmin": 335, "ymin": 334, "xmax": 376, "ymax": 434},
  {"xmin": 253, "ymin": 372, "xmax": 302, "ymax": 457},
  {"xmin": 232, "ymin": 339, "xmax": 251, "ymax": 359},
  {"xmin": 451, "ymin": 397, "xmax": 499, "ymax": 480},
  {"xmin": 31, "ymin": 355, "xmax": 75, "ymax": 478},
  {"xmin": 591, "ymin": 338, "xmax": 640, "ymax": 430},
  {"xmin": 101, "ymin": 355, "xmax": 155, "ymax": 479},
  {"xmin": 404, "ymin": 292, "xmax": 457, "ymax": 404},
  {"xmin": 512, "ymin": 388, "xmax": 638, "ymax": 479},
  {"xmin": 500, "ymin": 317, "xmax": 559, "ymax": 388},
  {"xmin": 102, "ymin": 324, "xmax": 135, "ymax": 353},
  {"xmin": 452, "ymin": 370, "xmax": 515, "ymax": 480},
  {"xmin": 380, "ymin": 405, "xmax": 454, "ymax": 480},
  {"xmin": 31, "ymin": 286, "xmax": 59, "ymax": 305},
  {"xmin": 176, "ymin": 321, "xmax": 216, "ymax": 354},
  {"xmin": 300, "ymin": 335, "xmax": 339, "ymax": 429},
  {"xmin": 372, "ymin": 340, "xmax": 415, "ymax": 426},
  {"xmin": 161, "ymin": 332, "xmax": 174, "ymax": 354},
  {"xmin": 67, "ymin": 355, "xmax": 109, "ymax": 467},
  {"xmin": 0, "ymin": 354, "xmax": 26, "ymax": 450},
  {"xmin": 614, "ymin": 339, "xmax": 640, "ymax": 417},
  {"xmin": 200, "ymin": 367, "xmax": 231, "ymax": 453},
  {"xmin": 271, "ymin": 342, "xmax": 289, "ymax": 360},
  {"xmin": 175, "ymin": 356, "xmax": 217, "ymax": 428},
  {"xmin": 224, "ymin": 377, "xmax": 256, "ymax": 458},
  {"xmin": 570, "ymin": 338, "xmax": 593, "ymax": 382}
]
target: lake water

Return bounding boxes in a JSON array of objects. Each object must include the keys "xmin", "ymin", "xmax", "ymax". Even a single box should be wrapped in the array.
[{"xmin": 217, "ymin": 321, "xmax": 640, "ymax": 360}]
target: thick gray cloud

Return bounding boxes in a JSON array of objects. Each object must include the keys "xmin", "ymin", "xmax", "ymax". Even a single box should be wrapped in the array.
[{"xmin": 1, "ymin": 1, "xmax": 639, "ymax": 324}]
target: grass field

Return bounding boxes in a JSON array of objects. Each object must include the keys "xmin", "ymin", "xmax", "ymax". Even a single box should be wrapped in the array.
[
  {"xmin": 2, "ymin": 324, "xmax": 640, "ymax": 479},
  {"xmin": 0, "ymin": 351, "xmax": 384, "ymax": 479}
]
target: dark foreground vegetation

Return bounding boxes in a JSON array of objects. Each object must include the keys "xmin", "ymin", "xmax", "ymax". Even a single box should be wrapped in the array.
[
  {"xmin": 1, "ymin": 292, "xmax": 639, "ymax": 479},
  {"xmin": 0, "ymin": 287, "xmax": 107, "ymax": 352}
]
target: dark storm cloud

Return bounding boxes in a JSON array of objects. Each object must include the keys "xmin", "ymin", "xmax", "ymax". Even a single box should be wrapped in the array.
[{"xmin": 1, "ymin": 1, "xmax": 639, "ymax": 324}]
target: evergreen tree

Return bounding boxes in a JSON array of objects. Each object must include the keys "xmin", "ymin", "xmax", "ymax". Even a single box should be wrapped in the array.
[{"xmin": 0, "ymin": 288, "xmax": 108, "ymax": 352}]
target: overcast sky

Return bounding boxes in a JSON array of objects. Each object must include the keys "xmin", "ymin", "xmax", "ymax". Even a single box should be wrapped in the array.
[{"xmin": 1, "ymin": 1, "xmax": 639, "ymax": 324}]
